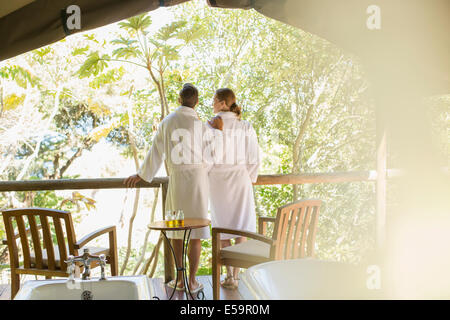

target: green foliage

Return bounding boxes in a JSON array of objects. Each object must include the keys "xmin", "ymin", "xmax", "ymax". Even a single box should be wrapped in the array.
[
  {"xmin": 33, "ymin": 190, "xmax": 63, "ymax": 208},
  {"xmin": 0, "ymin": 65, "xmax": 38, "ymax": 88},
  {"xmin": 173, "ymin": 1, "xmax": 376, "ymax": 267},
  {"xmin": 89, "ymin": 67, "xmax": 125, "ymax": 89},
  {"xmin": 118, "ymin": 242, "xmax": 164, "ymax": 277},
  {"xmin": 118, "ymin": 14, "xmax": 152, "ymax": 34},
  {"xmin": 77, "ymin": 52, "xmax": 111, "ymax": 78},
  {"xmin": 176, "ymin": 20, "xmax": 206, "ymax": 44},
  {"xmin": 0, "ymin": 0, "xmax": 410, "ymax": 276},
  {"xmin": 198, "ymin": 239, "xmax": 212, "ymax": 275},
  {"xmin": 256, "ymin": 184, "xmax": 294, "ymax": 217},
  {"xmin": 3, "ymin": 93, "xmax": 25, "ymax": 110},
  {"xmin": 72, "ymin": 46, "xmax": 90, "ymax": 56},
  {"xmin": 111, "ymin": 37, "xmax": 140, "ymax": 59},
  {"xmin": 156, "ymin": 20, "xmax": 187, "ymax": 41}
]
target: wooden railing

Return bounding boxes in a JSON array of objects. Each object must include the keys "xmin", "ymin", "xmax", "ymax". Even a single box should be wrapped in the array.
[
  {"xmin": 0, "ymin": 170, "xmax": 401, "ymax": 282},
  {"xmin": 0, "ymin": 170, "xmax": 402, "ymax": 192}
]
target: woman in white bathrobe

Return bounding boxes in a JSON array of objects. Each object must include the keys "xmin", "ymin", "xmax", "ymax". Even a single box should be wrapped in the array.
[{"xmin": 208, "ymin": 88, "xmax": 260, "ymax": 289}]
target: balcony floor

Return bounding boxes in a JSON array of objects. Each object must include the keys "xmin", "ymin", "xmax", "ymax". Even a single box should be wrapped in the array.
[
  {"xmin": 0, "ymin": 284, "xmax": 9, "ymax": 300},
  {"xmin": 0, "ymin": 275, "xmax": 252, "ymax": 300}
]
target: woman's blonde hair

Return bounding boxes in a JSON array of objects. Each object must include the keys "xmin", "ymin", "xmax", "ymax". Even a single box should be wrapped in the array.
[{"xmin": 215, "ymin": 88, "xmax": 241, "ymax": 119}]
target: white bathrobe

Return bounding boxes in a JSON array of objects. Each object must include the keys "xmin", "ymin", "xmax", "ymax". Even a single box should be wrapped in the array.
[
  {"xmin": 138, "ymin": 106, "xmax": 217, "ymax": 239},
  {"xmin": 208, "ymin": 111, "xmax": 260, "ymax": 239}
]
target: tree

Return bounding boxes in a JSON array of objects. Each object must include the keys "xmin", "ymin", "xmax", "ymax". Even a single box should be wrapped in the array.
[
  {"xmin": 76, "ymin": 14, "xmax": 197, "ymax": 274},
  {"xmin": 174, "ymin": 1, "xmax": 376, "ymax": 263},
  {"xmin": 78, "ymin": 14, "xmax": 189, "ymax": 120},
  {"xmin": 1, "ymin": 1, "xmax": 383, "ymax": 271}
]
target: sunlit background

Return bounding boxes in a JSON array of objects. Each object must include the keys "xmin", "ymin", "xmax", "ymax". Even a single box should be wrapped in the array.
[{"xmin": 0, "ymin": 0, "xmax": 448, "ymax": 298}]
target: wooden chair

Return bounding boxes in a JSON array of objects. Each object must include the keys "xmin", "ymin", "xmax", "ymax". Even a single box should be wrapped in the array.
[
  {"xmin": 212, "ymin": 199, "xmax": 322, "ymax": 300},
  {"xmin": 1, "ymin": 208, "xmax": 118, "ymax": 299}
]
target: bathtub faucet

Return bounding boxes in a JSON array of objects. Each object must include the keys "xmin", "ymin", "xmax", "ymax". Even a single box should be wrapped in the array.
[{"xmin": 65, "ymin": 248, "xmax": 107, "ymax": 281}]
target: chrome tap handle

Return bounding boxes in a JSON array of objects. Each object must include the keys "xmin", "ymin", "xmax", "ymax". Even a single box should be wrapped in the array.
[
  {"xmin": 65, "ymin": 255, "xmax": 74, "ymax": 264},
  {"xmin": 99, "ymin": 254, "xmax": 107, "ymax": 280},
  {"xmin": 67, "ymin": 248, "xmax": 107, "ymax": 281},
  {"xmin": 65, "ymin": 256, "xmax": 76, "ymax": 280}
]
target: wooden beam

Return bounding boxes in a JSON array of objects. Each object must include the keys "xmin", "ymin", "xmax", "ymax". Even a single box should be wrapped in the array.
[
  {"xmin": 0, "ymin": 170, "xmax": 409, "ymax": 193},
  {"xmin": 253, "ymin": 171, "xmax": 377, "ymax": 185}
]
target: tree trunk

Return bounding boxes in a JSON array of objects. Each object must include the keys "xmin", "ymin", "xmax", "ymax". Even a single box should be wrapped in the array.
[
  {"xmin": 148, "ymin": 238, "xmax": 162, "ymax": 278},
  {"xmin": 146, "ymin": 62, "xmax": 166, "ymax": 120},
  {"xmin": 8, "ymin": 88, "xmax": 60, "ymax": 208},
  {"xmin": 0, "ymin": 246, "xmax": 8, "ymax": 265},
  {"xmin": 120, "ymin": 188, "xmax": 140, "ymax": 275},
  {"xmin": 292, "ymin": 103, "xmax": 314, "ymax": 201},
  {"xmin": 253, "ymin": 186, "xmax": 262, "ymax": 216},
  {"xmin": 16, "ymin": 88, "xmax": 61, "ymax": 181},
  {"xmin": 0, "ymin": 153, "xmax": 13, "ymax": 177},
  {"xmin": 119, "ymin": 101, "xmax": 141, "ymax": 275},
  {"xmin": 57, "ymin": 146, "xmax": 84, "ymax": 179},
  {"xmin": 0, "ymin": 84, "xmax": 3, "ymax": 118},
  {"xmin": 132, "ymin": 187, "xmax": 159, "ymax": 275},
  {"xmin": 141, "ymin": 234, "xmax": 163, "ymax": 276},
  {"xmin": 293, "ymin": 65, "xmax": 349, "ymax": 200},
  {"xmin": 159, "ymin": 69, "xmax": 169, "ymax": 116}
]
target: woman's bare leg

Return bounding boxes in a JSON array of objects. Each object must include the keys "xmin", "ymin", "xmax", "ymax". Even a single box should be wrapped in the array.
[
  {"xmin": 220, "ymin": 239, "xmax": 234, "ymax": 281},
  {"xmin": 232, "ymin": 237, "xmax": 246, "ymax": 281},
  {"xmin": 188, "ymin": 239, "xmax": 201, "ymax": 289}
]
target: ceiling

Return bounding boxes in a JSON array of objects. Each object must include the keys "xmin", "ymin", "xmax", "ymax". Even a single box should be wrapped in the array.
[
  {"xmin": 0, "ymin": 0, "xmax": 35, "ymax": 18},
  {"xmin": 0, "ymin": 0, "xmax": 447, "ymax": 94}
]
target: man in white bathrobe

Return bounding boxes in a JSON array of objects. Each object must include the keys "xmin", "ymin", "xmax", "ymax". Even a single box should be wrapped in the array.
[{"xmin": 124, "ymin": 83, "xmax": 222, "ymax": 292}]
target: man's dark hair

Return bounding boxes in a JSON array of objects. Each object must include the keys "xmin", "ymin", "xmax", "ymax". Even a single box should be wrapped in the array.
[{"xmin": 179, "ymin": 83, "xmax": 198, "ymax": 108}]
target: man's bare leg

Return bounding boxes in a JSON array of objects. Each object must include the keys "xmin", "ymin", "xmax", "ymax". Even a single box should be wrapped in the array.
[
  {"xmin": 171, "ymin": 239, "xmax": 185, "ymax": 289},
  {"xmin": 188, "ymin": 239, "xmax": 201, "ymax": 290}
]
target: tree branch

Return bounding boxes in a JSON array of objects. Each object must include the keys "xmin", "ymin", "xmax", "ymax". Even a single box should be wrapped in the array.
[
  {"xmin": 102, "ymin": 58, "xmax": 147, "ymax": 69},
  {"xmin": 57, "ymin": 146, "xmax": 84, "ymax": 179}
]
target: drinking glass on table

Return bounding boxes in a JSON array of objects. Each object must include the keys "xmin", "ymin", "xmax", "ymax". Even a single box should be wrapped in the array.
[
  {"xmin": 166, "ymin": 211, "xmax": 175, "ymax": 227},
  {"xmin": 175, "ymin": 209, "xmax": 184, "ymax": 227}
]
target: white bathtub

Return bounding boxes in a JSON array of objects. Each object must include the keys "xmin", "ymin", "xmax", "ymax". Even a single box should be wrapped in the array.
[
  {"xmin": 241, "ymin": 259, "xmax": 376, "ymax": 300},
  {"xmin": 14, "ymin": 275, "xmax": 154, "ymax": 300}
]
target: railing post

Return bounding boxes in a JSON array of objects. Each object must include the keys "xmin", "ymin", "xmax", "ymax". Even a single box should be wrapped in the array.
[{"xmin": 161, "ymin": 181, "xmax": 174, "ymax": 283}]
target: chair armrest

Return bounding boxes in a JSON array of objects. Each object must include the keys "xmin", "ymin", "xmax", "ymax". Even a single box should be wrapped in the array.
[
  {"xmin": 258, "ymin": 216, "xmax": 276, "ymax": 235},
  {"xmin": 212, "ymin": 227, "xmax": 275, "ymax": 245},
  {"xmin": 74, "ymin": 226, "xmax": 116, "ymax": 249}
]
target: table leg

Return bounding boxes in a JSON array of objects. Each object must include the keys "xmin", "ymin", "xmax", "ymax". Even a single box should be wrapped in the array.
[
  {"xmin": 161, "ymin": 231, "xmax": 179, "ymax": 300},
  {"xmin": 159, "ymin": 229, "xmax": 205, "ymax": 300},
  {"xmin": 183, "ymin": 229, "xmax": 195, "ymax": 300}
]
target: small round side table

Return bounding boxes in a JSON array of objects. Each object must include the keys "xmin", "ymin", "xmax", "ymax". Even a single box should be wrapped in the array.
[{"xmin": 148, "ymin": 218, "xmax": 210, "ymax": 300}]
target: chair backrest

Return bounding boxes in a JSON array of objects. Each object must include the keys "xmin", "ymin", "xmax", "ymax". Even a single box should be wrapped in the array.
[
  {"xmin": 271, "ymin": 199, "xmax": 322, "ymax": 260},
  {"xmin": 2, "ymin": 208, "xmax": 77, "ymax": 272}
]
